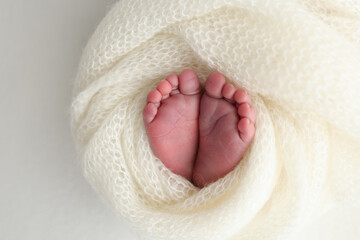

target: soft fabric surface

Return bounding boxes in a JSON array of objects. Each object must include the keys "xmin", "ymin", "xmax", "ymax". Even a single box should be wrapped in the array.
[{"xmin": 71, "ymin": 0, "xmax": 360, "ymax": 239}]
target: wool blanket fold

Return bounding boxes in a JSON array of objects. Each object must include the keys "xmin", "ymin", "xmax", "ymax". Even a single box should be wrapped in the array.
[{"xmin": 71, "ymin": 0, "xmax": 360, "ymax": 239}]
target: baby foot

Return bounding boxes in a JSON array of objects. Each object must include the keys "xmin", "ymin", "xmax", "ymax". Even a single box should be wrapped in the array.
[
  {"xmin": 143, "ymin": 70, "xmax": 202, "ymax": 181},
  {"xmin": 193, "ymin": 72, "xmax": 256, "ymax": 187}
]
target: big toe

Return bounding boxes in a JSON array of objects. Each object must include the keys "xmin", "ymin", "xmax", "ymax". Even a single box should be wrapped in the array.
[{"xmin": 178, "ymin": 69, "xmax": 201, "ymax": 95}]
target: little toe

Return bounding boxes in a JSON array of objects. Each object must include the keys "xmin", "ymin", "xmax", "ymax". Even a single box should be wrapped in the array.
[
  {"xmin": 143, "ymin": 103, "xmax": 158, "ymax": 124},
  {"xmin": 178, "ymin": 69, "xmax": 201, "ymax": 95},
  {"xmin": 237, "ymin": 118, "xmax": 255, "ymax": 143},
  {"xmin": 205, "ymin": 72, "xmax": 226, "ymax": 98},
  {"xmin": 237, "ymin": 103, "xmax": 256, "ymax": 124}
]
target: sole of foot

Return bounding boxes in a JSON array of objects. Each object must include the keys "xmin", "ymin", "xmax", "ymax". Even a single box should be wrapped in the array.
[
  {"xmin": 192, "ymin": 72, "xmax": 256, "ymax": 188},
  {"xmin": 143, "ymin": 69, "xmax": 202, "ymax": 181}
]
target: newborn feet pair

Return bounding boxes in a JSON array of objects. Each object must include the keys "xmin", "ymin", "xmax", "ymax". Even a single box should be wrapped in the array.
[{"xmin": 143, "ymin": 70, "xmax": 256, "ymax": 188}]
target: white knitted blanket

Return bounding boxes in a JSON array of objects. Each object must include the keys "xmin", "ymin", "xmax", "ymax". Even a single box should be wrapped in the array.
[{"xmin": 71, "ymin": 0, "xmax": 360, "ymax": 239}]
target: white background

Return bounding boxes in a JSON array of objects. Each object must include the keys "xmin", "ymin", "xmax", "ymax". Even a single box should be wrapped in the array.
[{"xmin": 0, "ymin": 0, "xmax": 359, "ymax": 239}]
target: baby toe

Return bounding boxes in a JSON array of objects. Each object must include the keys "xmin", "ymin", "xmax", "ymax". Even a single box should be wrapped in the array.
[
  {"xmin": 237, "ymin": 103, "xmax": 256, "ymax": 124},
  {"xmin": 147, "ymin": 89, "xmax": 162, "ymax": 106},
  {"xmin": 178, "ymin": 69, "xmax": 201, "ymax": 95},
  {"xmin": 157, "ymin": 80, "xmax": 172, "ymax": 99},
  {"xmin": 222, "ymin": 83, "xmax": 236, "ymax": 101},
  {"xmin": 237, "ymin": 118, "xmax": 255, "ymax": 143},
  {"xmin": 143, "ymin": 103, "xmax": 158, "ymax": 124},
  {"xmin": 166, "ymin": 73, "xmax": 179, "ymax": 89},
  {"xmin": 234, "ymin": 89, "xmax": 252, "ymax": 105},
  {"xmin": 205, "ymin": 72, "xmax": 226, "ymax": 98}
]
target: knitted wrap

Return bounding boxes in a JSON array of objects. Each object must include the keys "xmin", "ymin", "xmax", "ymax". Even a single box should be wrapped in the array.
[{"xmin": 71, "ymin": 0, "xmax": 360, "ymax": 239}]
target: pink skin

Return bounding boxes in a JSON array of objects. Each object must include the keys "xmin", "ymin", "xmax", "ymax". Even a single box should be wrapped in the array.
[
  {"xmin": 143, "ymin": 70, "xmax": 256, "ymax": 188},
  {"xmin": 192, "ymin": 72, "xmax": 256, "ymax": 187},
  {"xmin": 143, "ymin": 70, "xmax": 201, "ymax": 180}
]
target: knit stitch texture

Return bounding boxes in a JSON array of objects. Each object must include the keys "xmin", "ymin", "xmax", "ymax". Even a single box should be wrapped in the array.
[{"xmin": 71, "ymin": 0, "xmax": 360, "ymax": 239}]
